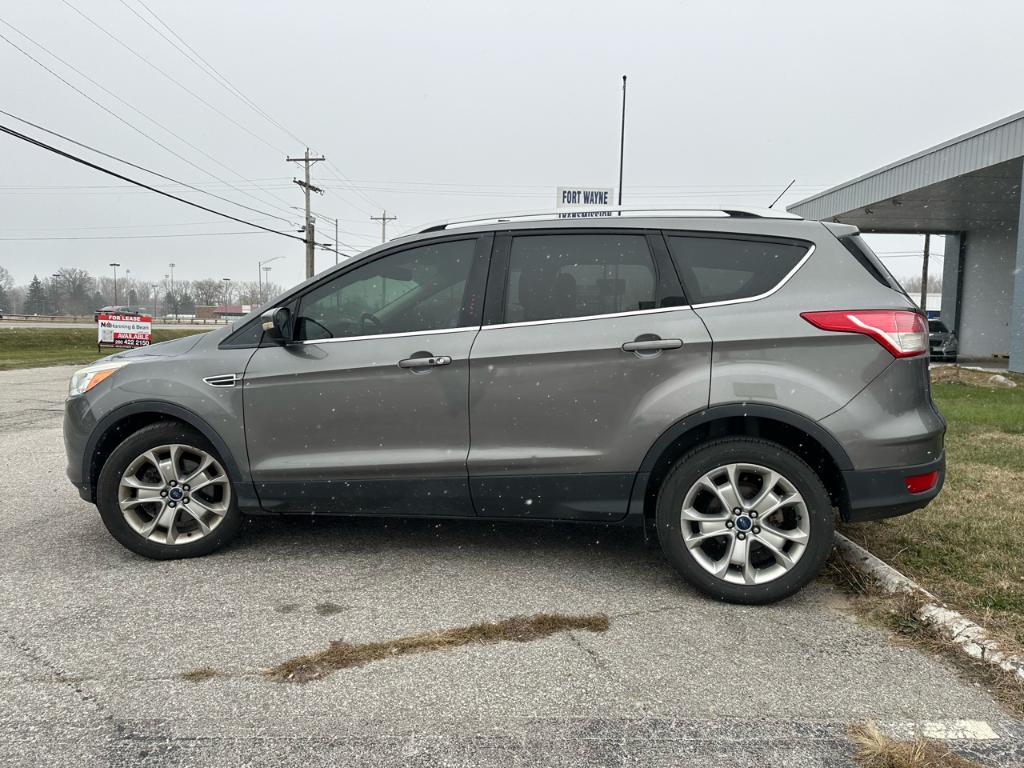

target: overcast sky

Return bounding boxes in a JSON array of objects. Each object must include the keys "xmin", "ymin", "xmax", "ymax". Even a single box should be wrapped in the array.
[{"xmin": 2, "ymin": 0, "xmax": 1022, "ymax": 289}]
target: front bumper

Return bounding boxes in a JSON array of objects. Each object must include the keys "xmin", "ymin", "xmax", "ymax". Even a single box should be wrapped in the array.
[
  {"xmin": 841, "ymin": 452, "xmax": 945, "ymax": 522},
  {"xmin": 64, "ymin": 394, "xmax": 97, "ymax": 502}
]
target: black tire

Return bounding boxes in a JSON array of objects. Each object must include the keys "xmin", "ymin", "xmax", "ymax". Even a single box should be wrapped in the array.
[
  {"xmin": 655, "ymin": 437, "xmax": 834, "ymax": 605},
  {"xmin": 96, "ymin": 422, "xmax": 242, "ymax": 559}
]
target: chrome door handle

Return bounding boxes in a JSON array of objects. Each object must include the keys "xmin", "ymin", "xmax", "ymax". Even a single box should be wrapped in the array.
[
  {"xmin": 621, "ymin": 339, "xmax": 682, "ymax": 352},
  {"xmin": 398, "ymin": 355, "xmax": 452, "ymax": 369}
]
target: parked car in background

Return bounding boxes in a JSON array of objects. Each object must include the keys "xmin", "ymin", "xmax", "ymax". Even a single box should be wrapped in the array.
[
  {"xmin": 94, "ymin": 306, "xmax": 146, "ymax": 322},
  {"xmin": 64, "ymin": 208, "xmax": 945, "ymax": 605},
  {"xmin": 928, "ymin": 319, "xmax": 958, "ymax": 362}
]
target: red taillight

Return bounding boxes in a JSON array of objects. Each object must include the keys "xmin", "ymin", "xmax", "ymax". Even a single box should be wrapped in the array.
[
  {"xmin": 800, "ymin": 310, "xmax": 928, "ymax": 358},
  {"xmin": 904, "ymin": 470, "xmax": 939, "ymax": 494}
]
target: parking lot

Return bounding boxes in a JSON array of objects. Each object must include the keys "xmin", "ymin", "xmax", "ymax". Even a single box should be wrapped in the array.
[{"xmin": 1, "ymin": 365, "xmax": 1021, "ymax": 767}]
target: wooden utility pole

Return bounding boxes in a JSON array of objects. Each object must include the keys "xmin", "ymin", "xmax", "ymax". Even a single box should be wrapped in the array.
[
  {"xmin": 371, "ymin": 209, "xmax": 397, "ymax": 243},
  {"xmin": 920, "ymin": 233, "xmax": 931, "ymax": 314},
  {"xmin": 287, "ymin": 148, "xmax": 325, "ymax": 278}
]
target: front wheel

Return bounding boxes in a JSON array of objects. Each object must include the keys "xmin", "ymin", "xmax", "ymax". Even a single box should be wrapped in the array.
[
  {"xmin": 656, "ymin": 437, "xmax": 834, "ymax": 604},
  {"xmin": 96, "ymin": 422, "xmax": 242, "ymax": 559}
]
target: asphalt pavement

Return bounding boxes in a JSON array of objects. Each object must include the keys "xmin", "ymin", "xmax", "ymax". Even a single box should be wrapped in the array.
[{"xmin": 0, "ymin": 366, "xmax": 1021, "ymax": 767}]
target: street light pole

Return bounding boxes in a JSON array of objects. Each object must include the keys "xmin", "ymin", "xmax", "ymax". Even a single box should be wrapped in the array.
[
  {"xmin": 168, "ymin": 263, "xmax": 176, "ymax": 320},
  {"xmin": 617, "ymin": 74, "xmax": 627, "ymax": 209},
  {"xmin": 257, "ymin": 256, "xmax": 285, "ymax": 303},
  {"xmin": 109, "ymin": 262, "xmax": 121, "ymax": 304}
]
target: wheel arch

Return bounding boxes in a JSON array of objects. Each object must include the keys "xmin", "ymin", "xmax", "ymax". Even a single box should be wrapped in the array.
[
  {"xmin": 83, "ymin": 401, "xmax": 252, "ymax": 506},
  {"xmin": 632, "ymin": 403, "xmax": 853, "ymax": 529}
]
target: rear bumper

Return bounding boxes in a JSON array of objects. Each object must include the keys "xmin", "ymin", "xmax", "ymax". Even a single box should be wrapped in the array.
[{"xmin": 841, "ymin": 452, "xmax": 945, "ymax": 522}]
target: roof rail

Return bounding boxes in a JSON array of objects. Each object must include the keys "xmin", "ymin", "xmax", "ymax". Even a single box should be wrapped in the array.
[{"xmin": 418, "ymin": 206, "xmax": 802, "ymax": 233}]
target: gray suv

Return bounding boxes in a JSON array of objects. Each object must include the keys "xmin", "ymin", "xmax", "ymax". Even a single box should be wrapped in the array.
[{"xmin": 63, "ymin": 209, "xmax": 945, "ymax": 604}]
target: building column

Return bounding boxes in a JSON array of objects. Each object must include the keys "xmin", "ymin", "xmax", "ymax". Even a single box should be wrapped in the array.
[
  {"xmin": 1012, "ymin": 166, "xmax": 1024, "ymax": 373},
  {"xmin": 940, "ymin": 233, "xmax": 962, "ymax": 332}
]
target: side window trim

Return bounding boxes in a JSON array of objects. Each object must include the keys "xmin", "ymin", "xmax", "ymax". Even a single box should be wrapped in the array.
[
  {"xmin": 482, "ymin": 228, "xmax": 676, "ymax": 327},
  {"xmin": 662, "ymin": 230, "xmax": 814, "ymax": 308},
  {"xmin": 294, "ymin": 235, "xmax": 481, "ymax": 342},
  {"xmin": 220, "ymin": 233, "xmax": 485, "ymax": 348}
]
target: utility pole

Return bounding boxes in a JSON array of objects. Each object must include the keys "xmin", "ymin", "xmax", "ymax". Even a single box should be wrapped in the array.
[
  {"xmin": 920, "ymin": 233, "xmax": 931, "ymax": 315},
  {"xmin": 287, "ymin": 148, "xmax": 325, "ymax": 278},
  {"xmin": 617, "ymin": 74, "xmax": 627, "ymax": 209},
  {"xmin": 334, "ymin": 217, "xmax": 340, "ymax": 265},
  {"xmin": 371, "ymin": 209, "xmax": 397, "ymax": 243}
]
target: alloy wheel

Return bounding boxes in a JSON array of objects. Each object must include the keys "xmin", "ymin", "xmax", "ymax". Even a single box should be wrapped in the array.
[
  {"xmin": 117, "ymin": 444, "xmax": 231, "ymax": 545},
  {"xmin": 679, "ymin": 463, "xmax": 810, "ymax": 585}
]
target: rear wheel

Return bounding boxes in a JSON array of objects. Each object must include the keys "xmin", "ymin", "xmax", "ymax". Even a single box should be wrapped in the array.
[
  {"xmin": 656, "ymin": 437, "xmax": 834, "ymax": 604},
  {"xmin": 96, "ymin": 422, "xmax": 242, "ymax": 559}
]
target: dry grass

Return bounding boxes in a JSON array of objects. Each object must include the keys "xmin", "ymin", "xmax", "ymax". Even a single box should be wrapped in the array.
[
  {"xmin": 839, "ymin": 372, "xmax": 1024, "ymax": 653},
  {"xmin": 848, "ymin": 722, "xmax": 983, "ymax": 768},
  {"xmin": 179, "ymin": 666, "xmax": 220, "ymax": 683},
  {"xmin": 929, "ymin": 365, "xmax": 1024, "ymax": 388},
  {"xmin": 827, "ymin": 552, "xmax": 1024, "ymax": 719},
  {"xmin": 264, "ymin": 612, "xmax": 610, "ymax": 683}
]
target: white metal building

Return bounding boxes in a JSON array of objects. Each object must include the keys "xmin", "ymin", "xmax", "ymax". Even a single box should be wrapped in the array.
[{"xmin": 788, "ymin": 110, "xmax": 1024, "ymax": 372}]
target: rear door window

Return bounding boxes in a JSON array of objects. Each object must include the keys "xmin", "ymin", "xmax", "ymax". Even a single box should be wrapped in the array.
[
  {"xmin": 504, "ymin": 233, "xmax": 657, "ymax": 322},
  {"xmin": 666, "ymin": 235, "xmax": 809, "ymax": 305}
]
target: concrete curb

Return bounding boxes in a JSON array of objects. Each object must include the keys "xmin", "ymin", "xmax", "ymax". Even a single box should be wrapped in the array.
[{"xmin": 833, "ymin": 533, "xmax": 1024, "ymax": 682}]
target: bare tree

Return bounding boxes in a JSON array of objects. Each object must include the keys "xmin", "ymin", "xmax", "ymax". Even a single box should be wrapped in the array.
[
  {"xmin": 0, "ymin": 265, "xmax": 12, "ymax": 310},
  {"xmin": 191, "ymin": 278, "xmax": 223, "ymax": 306},
  {"xmin": 234, "ymin": 281, "xmax": 263, "ymax": 305},
  {"xmin": 53, "ymin": 267, "xmax": 95, "ymax": 315},
  {"xmin": 902, "ymin": 275, "xmax": 943, "ymax": 294}
]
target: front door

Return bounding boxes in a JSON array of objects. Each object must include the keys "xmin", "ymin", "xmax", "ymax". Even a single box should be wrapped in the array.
[
  {"xmin": 468, "ymin": 230, "xmax": 712, "ymax": 521},
  {"xmin": 243, "ymin": 235, "xmax": 488, "ymax": 515}
]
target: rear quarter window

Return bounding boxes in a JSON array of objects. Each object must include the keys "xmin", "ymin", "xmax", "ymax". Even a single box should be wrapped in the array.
[{"xmin": 665, "ymin": 235, "xmax": 809, "ymax": 305}]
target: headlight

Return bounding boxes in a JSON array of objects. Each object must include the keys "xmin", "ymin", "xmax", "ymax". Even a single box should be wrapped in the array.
[{"xmin": 68, "ymin": 360, "xmax": 131, "ymax": 397}]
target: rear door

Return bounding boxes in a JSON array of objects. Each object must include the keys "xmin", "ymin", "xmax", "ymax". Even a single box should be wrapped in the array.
[
  {"xmin": 467, "ymin": 229, "xmax": 712, "ymax": 521},
  {"xmin": 242, "ymin": 235, "xmax": 489, "ymax": 515}
]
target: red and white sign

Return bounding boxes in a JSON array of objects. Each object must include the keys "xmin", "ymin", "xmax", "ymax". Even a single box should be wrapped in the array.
[{"xmin": 97, "ymin": 313, "xmax": 152, "ymax": 348}]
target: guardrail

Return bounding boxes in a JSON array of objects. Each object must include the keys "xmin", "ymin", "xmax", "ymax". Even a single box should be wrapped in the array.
[{"xmin": 0, "ymin": 313, "xmax": 231, "ymax": 325}]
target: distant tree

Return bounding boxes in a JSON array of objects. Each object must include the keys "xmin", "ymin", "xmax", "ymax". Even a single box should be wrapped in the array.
[
  {"xmin": 8, "ymin": 285, "xmax": 26, "ymax": 314},
  {"xmin": 53, "ymin": 267, "xmax": 96, "ymax": 315},
  {"xmin": 191, "ymin": 278, "xmax": 222, "ymax": 306},
  {"xmin": 234, "ymin": 281, "xmax": 262, "ymax": 305},
  {"xmin": 24, "ymin": 275, "xmax": 47, "ymax": 314},
  {"xmin": 902, "ymin": 275, "xmax": 942, "ymax": 294},
  {"xmin": 0, "ymin": 266, "xmax": 12, "ymax": 310}
]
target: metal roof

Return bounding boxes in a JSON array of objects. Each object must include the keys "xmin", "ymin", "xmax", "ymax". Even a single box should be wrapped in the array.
[{"xmin": 788, "ymin": 109, "xmax": 1024, "ymax": 223}]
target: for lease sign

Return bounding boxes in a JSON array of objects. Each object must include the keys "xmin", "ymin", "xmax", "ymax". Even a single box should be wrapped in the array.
[
  {"xmin": 98, "ymin": 313, "xmax": 153, "ymax": 348},
  {"xmin": 555, "ymin": 186, "xmax": 615, "ymax": 218}
]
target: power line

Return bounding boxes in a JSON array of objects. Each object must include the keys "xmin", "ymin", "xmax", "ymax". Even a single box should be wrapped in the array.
[
  {"xmin": 121, "ymin": 0, "xmax": 306, "ymax": 149},
  {"xmin": 0, "ymin": 231, "xmax": 267, "ymax": 241},
  {"xmin": 0, "ymin": 121, "xmax": 305, "ymax": 242},
  {"xmin": 3, "ymin": 219, "xmax": 285, "ymax": 232},
  {"xmin": 0, "ymin": 24, "xmax": 296, "ymax": 223},
  {"xmin": 60, "ymin": 0, "xmax": 288, "ymax": 158},
  {"xmin": 0, "ymin": 108, "xmax": 297, "ymax": 225}
]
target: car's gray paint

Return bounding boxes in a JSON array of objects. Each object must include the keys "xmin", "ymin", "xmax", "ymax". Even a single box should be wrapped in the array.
[
  {"xmin": 691, "ymin": 230, "xmax": 908, "ymax": 421},
  {"xmin": 242, "ymin": 329, "xmax": 477, "ymax": 486},
  {"xmin": 64, "ymin": 214, "xmax": 945, "ymax": 524},
  {"xmin": 819, "ymin": 357, "xmax": 945, "ymax": 469},
  {"xmin": 467, "ymin": 308, "xmax": 712, "ymax": 476}
]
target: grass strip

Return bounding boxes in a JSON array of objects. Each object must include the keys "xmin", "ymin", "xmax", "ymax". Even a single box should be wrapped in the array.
[
  {"xmin": 840, "ymin": 371, "xmax": 1024, "ymax": 652},
  {"xmin": 0, "ymin": 327, "xmax": 209, "ymax": 370},
  {"xmin": 264, "ymin": 612, "xmax": 610, "ymax": 683}
]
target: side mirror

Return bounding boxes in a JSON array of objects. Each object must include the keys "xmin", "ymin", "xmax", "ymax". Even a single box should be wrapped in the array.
[{"xmin": 260, "ymin": 307, "xmax": 292, "ymax": 344}]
